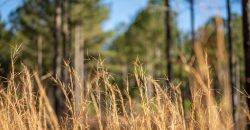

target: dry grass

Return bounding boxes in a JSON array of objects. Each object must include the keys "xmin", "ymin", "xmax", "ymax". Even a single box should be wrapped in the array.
[
  {"xmin": 0, "ymin": 39, "xmax": 249, "ymax": 129},
  {"xmin": 0, "ymin": 47, "xmax": 248, "ymax": 130}
]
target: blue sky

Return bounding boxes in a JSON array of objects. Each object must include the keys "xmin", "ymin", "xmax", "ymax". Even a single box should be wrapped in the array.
[
  {"xmin": 102, "ymin": 0, "xmax": 149, "ymax": 31},
  {"xmin": 175, "ymin": 0, "xmax": 242, "ymax": 32},
  {"xmin": 0, "ymin": 0, "xmax": 242, "ymax": 32},
  {"xmin": 0, "ymin": 0, "xmax": 22, "ymax": 22}
]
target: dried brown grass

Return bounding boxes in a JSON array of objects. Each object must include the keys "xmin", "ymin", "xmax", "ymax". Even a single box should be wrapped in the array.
[{"xmin": 0, "ymin": 43, "xmax": 249, "ymax": 130}]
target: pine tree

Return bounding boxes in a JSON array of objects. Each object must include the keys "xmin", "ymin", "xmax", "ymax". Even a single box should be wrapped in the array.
[
  {"xmin": 226, "ymin": 0, "xmax": 235, "ymax": 124},
  {"xmin": 165, "ymin": 0, "xmax": 173, "ymax": 81},
  {"xmin": 189, "ymin": 0, "xmax": 195, "ymax": 45},
  {"xmin": 242, "ymin": 1, "xmax": 250, "ymax": 126},
  {"xmin": 70, "ymin": 0, "xmax": 110, "ymax": 114}
]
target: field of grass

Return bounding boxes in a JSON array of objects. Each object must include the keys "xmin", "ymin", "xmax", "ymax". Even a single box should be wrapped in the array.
[{"xmin": 0, "ymin": 44, "xmax": 248, "ymax": 130}]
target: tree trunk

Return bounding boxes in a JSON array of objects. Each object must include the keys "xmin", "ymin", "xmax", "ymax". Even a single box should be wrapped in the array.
[
  {"xmin": 74, "ymin": 25, "xmax": 84, "ymax": 115},
  {"xmin": 121, "ymin": 63, "xmax": 128, "ymax": 88},
  {"xmin": 62, "ymin": 0, "xmax": 70, "ymax": 82},
  {"xmin": 234, "ymin": 58, "xmax": 245, "ymax": 130},
  {"xmin": 54, "ymin": 0, "xmax": 62, "ymax": 79},
  {"xmin": 165, "ymin": 0, "xmax": 173, "ymax": 81},
  {"xmin": 242, "ymin": 0, "xmax": 250, "ymax": 128},
  {"xmin": 146, "ymin": 60, "xmax": 153, "ymax": 99},
  {"xmin": 155, "ymin": 45, "xmax": 162, "ymax": 78},
  {"xmin": 53, "ymin": 0, "xmax": 64, "ymax": 117},
  {"xmin": 37, "ymin": 35, "xmax": 43, "ymax": 74},
  {"xmin": 190, "ymin": 0, "xmax": 195, "ymax": 45},
  {"xmin": 226, "ymin": 0, "xmax": 235, "ymax": 124}
]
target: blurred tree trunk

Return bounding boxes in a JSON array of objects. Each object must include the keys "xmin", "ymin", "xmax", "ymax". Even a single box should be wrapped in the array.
[
  {"xmin": 155, "ymin": 45, "xmax": 162, "ymax": 78},
  {"xmin": 226, "ymin": 0, "xmax": 235, "ymax": 123},
  {"xmin": 62, "ymin": 0, "xmax": 70, "ymax": 82},
  {"xmin": 37, "ymin": 35, "xmax": 43, "ymax": 74},
  {"xmin": 53, "ymin": 0, "xmax": 64, "ymax": 117},
  {"xmin": 190, "ymin": 0, "xmax": 195, "ymax": 45},
  {"xmin": 74, "ymin": 25, "xmax": 84, "ymax": 115},
  {"xmin": 146, "ymin": 59, "xmax": 153, "ymax": 99},
  {"xmin": 242, "ymin": 1, "xmax": 250, "ymax": 128},
  {"xmin": 234, "ymin": 59, "xmax": 246, "ymax": 130},
  {"xmin": 165, "ymin": 0, "xmax": 173, "ymax": 81},
  {"xmin": 145, "ymin": 42, "xmax": 154, "ymax": 99},
  {"xmin": 121, "ymin": 63, "xmax": 128, "ymax": 88},
  {"xmin": 54, "ymin": 0, "xmax": 62, "ymax": 80}
]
